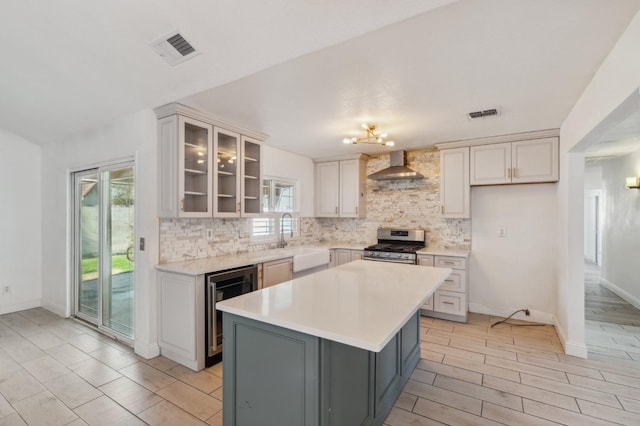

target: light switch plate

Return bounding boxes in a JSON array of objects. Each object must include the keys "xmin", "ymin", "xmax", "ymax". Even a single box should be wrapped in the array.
[{"xmin": 498, "ymin": 227, "xmax": 507, "ymax": 238}]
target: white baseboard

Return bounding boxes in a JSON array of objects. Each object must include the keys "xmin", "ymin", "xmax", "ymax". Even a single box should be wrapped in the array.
[
  {"xmin": 41, "ymin": 302, "xmax": 68, "ymax": 318},
  {"xmin": 0, "ymin": 299, "xmax": 42, "ymax": 315},
  {"xmin": 553, "ymin": 316, "xmax": 588, "ymax": 359},
  {"xmin": 468, "ymin": 303, "xmax": 554, "ymax": 325},
  {"xmin": 600, "ymin": 277, "xmax": 640, "ymax": 310},
  {"xmin": 135, "ymin": 341, "xmax": 161, "ymax": 360}
]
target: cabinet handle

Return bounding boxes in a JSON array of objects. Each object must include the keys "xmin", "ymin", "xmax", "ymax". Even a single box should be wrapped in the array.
[
  {"xmin": 442, "ymin": 261, "xmax": 455, "ymax": 265},
  {"xmin": 513, "ymin": 167, "xmax": 517, "ymax": 178},
  {"xmin": 445, "ymin": 279, "xmax": 454, "ymax": 283},
  {"xmin": 441, "ymin": 205, "xmax": 444, "ymax": 214},
  {"xmin": 237, "ymin": 202, "xmax": 241, "ymax": 213},
  {"xmin": 508, "ymin": 168, "xmax": 511, "ymax": 178},
  {"xmin": 181, "ymin": 198, "xmax": 184, "ymax": 211},
  {"xmin": 335, "ymin": 206, "xmax": 338, "ymax": 214},
  {"xmin": 356, "ymin": 206, "xmax": 358, "ymax": 215},
  {"xmin": 442, "ymin": 301, "xmax": 454, "ymax": 305}
]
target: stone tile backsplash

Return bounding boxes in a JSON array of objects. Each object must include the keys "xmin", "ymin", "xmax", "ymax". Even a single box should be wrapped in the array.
[{"xmin": 159, "ymin": 148, "xmax": 471, "ymax": 263}]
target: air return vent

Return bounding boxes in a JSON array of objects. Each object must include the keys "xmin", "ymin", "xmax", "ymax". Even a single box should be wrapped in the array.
[
  {"xmin": 150, "ymin": 31, "xmax": 200, "ymax": 66},
  {"xmin": 467, "ymin": 108, "xmax": 500, "ymax": 120}
]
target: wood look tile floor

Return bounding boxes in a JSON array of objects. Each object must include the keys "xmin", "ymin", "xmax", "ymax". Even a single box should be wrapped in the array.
[{"xmin": 1, "ymin": 303, "xmax": 640, "ymax": 425}]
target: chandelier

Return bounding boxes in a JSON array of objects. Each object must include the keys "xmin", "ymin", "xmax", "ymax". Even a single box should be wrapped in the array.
[{"xmin": 342, "ymin": 123, "xmax": 395, "ymax": 147}]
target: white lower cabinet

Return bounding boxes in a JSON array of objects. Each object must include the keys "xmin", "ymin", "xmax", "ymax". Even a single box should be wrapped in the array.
[
  {"xmin": 331, "ymin": 249, "xmax": 363, "ymax": 267},
  {"xmin": 261, "ymin": 258, "xmax": 293, "ymax": 288},
  {"xmin": 417, "ymin": 254, "xmax": 468, "ymax": 322},
  {"xmin": 158, "ymin": 271, "xmax": 205, "ymax": 371}
]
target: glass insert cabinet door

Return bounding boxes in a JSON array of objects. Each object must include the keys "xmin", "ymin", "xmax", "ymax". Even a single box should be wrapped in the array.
[
  {"xmin": 214, "ymin": 127, "xmax": 241, "ymax": 216},
  {"xmin": 179, "ymin": 116, "xmax": 212, "ymax": 216},
  {"xmin": 73, "ymin": 163, "xmax": 135, "ymax": 339}
]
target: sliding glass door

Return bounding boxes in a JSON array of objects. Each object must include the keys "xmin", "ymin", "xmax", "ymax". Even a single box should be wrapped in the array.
[{"xmin": 73, "ymin": 162, "xmax": 135, "ymax": 339}]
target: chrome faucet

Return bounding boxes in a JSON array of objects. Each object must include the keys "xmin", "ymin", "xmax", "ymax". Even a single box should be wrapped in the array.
[{"xmin": 279, "ymin": 213, "xmax": 293, "ymax": 248}]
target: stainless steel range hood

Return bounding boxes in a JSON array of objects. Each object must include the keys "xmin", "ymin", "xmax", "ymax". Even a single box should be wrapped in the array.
[{"xmin": 367, "ymin": 150, "xmax": 424, "ymax": 181}]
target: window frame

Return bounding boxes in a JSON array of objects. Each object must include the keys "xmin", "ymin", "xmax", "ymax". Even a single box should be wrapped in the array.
[{"xmin": 251, "ymin": 176, "xmax": 300, "ymax": 242}]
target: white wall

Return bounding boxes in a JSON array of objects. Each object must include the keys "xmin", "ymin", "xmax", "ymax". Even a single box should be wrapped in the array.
[
  {"xmin": 40, "ymin": 109, "xmax": 159, "ymax": 358},
  {"xmin": 0, "ymin": 129, "xmax": 42, "ymax": 314},
  {"xmin": 558, "ymin": 9, "xmax": 640, "ymax": 357},
  {"xmin": 600, "ymin": 149, "xmax": 640, "ymax": 308},
  {"xmin": 262, "ymin": 145, "xmax": 314, "ymax": 216},
  {"xmin": 469, "ymin": 185, "xmax": 557, "ymax": 323}
]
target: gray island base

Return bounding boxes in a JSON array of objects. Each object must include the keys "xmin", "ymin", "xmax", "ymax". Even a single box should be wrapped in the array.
[
  {"xmin": 222, "ymin": 310, "xmax": 420, "ymax": 426},
  {"xmin": 216, "ymin": 260, "xmax": 452, "ymax": 426}
]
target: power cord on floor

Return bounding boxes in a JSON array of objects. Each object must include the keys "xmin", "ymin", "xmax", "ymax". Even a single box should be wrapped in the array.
[{"xmin": 491, "ymin": 308, "xmax": 546, "ymax": 327}]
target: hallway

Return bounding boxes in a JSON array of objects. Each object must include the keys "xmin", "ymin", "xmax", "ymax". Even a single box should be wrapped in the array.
[{"xmin": 585, "ymin": 261, "xmax": 640, "ymax": 360}]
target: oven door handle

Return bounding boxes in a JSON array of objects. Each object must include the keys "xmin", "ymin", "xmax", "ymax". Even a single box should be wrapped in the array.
[
  {"xmin": 363, "ymin": 257, "xmax": 415, "ymax": 264},
  {"xmin": 208, "ymin": 280, "xmax": 216, "ymax": 357}
]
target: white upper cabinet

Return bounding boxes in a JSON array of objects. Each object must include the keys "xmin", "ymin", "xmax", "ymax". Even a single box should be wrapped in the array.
[
  {"xmin": 470, "ymin": 143, "xmax": 511, "ymax": 185},
  {"xmin": 241, "ymin": 136, "xmax": 262, "ymax": 217},
  {"xmin": 214, "ymin": 131, "xmax": 263, "ymax": 218},
  {"xmin": 315, "ymin": 162, "xmax": 339, "ymax": 217},
  {"xmin": 470, "ymin": 137, "xmax": 558, "ymax": 186},
  {"xmin": 156, "ymin": 103, "xmax": 265, "ymax": 219},
  {"xmin": 315, "ymin": 157, "xmax": 366, "ymax": 218},
  {"xmin": 440, "ymin": 147, "xmax": 470, "ymax": 219},
  {"xmin": 511, "ymin": 138, "xmax": 559, "ymax": 183},
  {"xmin": 214, "ymin": 127, "xmax": 241, "ymax": 217},
  {"xmin": 158, "ymin": 115, "xmax": 213, "ymax": 218},
  {"xmin": 339, "ymin": 159, "xmax": 366, "ymax": 217}
]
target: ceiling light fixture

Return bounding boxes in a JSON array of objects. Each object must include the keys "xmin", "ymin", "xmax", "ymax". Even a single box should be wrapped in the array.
[{"xmin": 342, "ymin": 123, "xmax": 395, "ymax": 147}]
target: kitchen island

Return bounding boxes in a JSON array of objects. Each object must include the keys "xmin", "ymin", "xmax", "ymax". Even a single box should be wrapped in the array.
[{"xmin": 217, "ymin": 260, "xmax": 451, "ymax": 426}]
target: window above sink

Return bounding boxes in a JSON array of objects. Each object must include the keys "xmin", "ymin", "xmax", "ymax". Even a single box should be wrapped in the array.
[{"xmin": 251, "ymin": 176, "xmax": 300, "ymax": 242}]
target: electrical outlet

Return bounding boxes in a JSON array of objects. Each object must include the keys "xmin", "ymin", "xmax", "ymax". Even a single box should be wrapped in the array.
[
  {"xmin": 498, "ymin": 226, "xmax": 507, "ymax": 237},
  {"xmin": 206, "ymin": 229, "xmax": 214, "ymax": 242}
]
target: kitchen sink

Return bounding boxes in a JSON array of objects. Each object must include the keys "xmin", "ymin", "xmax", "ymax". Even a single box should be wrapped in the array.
[{"xmin": 293, "ymin": 247, "xmax": 330, "ymax": 272}]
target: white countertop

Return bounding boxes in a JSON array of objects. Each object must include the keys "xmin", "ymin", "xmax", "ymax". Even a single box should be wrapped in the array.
[
  {"xmin": 155, "ymin": 242, "xmax": 371, "ymax": 276},
  {"xmin": 216, "ymin": 260, "xmax": 451, "ymax": 352}
]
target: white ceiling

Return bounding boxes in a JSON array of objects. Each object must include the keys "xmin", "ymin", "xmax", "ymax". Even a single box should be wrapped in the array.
[
  {"xmin": 2, "ymin": 0, "xmax": 640, "ymax": 160},
  {"xmin": 0, "ymin": 0, "xmax": 456, "ymax": 144}
]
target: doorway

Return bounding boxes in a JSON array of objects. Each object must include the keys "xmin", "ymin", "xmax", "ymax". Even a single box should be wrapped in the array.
[
  {"xmin": 584, "ymin": 189, "xmax": 602, "ymax": 265},
  {"xmin": 73, "ymin": 162, "xmax": 135, "ymax": 340}
]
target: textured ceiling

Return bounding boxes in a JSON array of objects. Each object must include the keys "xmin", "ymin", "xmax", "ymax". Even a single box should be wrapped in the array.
[
  {"xmin": 1, "ymin": 0, "xmax": 640, "ymax": 160},
  {"xmin": 181, "ymin": 0, "xmax": 640, "ymax": 159},
  {"xmin": 0, "ymin": 0, "xmax": 456, "ymax": 144}
]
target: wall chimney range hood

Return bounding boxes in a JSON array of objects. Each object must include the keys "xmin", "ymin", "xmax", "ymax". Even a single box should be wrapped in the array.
[{"xmin": 367, "ymin": 151, "xmax": 424, "ymax": 181}]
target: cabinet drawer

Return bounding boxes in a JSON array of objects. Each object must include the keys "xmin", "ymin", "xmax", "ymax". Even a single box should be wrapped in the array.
[
  {"xmin": 434, "ymin": 290, "xmax": 467, "ymax": 316},
  {"xmin": 435, "ymin": 256, "xmax": 466, "ymax": 270},
  {"xmin": 422, "ymin": 295, "xmax": 433, "ymax": 310},
  {"xmin": 439, "ymin": 270, "xmax": 466, "ymax": 292},
  {"xmin": 417, "ymin": 255, "xmax": 434, "ymax": 266}
]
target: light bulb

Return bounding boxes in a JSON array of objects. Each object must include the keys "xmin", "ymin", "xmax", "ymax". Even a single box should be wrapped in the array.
[
  {"xmin": 380, "ymin": 133, "xmax": 387, "ymax": 138},
  {"xmin": 343, "ymin": 138, "xmax": 351, "ymax": 144},
  {"xmin": 197, "ymin": 159, "xmax": 204, "ymax": 164},
  {"xmin": 197, "ymin": 151, "xmax": 204, "ymax": 156},
  {"xmin": 386, "ymin": 141, "xmax": 395, "ymax": 147},
  {"xmin": 361, "ymin": 123, "xmax": 369, "ymax": 130}
]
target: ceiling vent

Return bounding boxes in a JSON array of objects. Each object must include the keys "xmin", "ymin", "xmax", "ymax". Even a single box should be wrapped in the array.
[
  {"xmin": 467, "ymin": 108, "xmax": 500, "ymax": 120},
  {"xmin": 150, "ymin": 31, "xmax": 200, "ymax": 66}
]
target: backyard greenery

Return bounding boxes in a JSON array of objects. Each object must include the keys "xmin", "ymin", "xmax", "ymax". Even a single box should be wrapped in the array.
[{"xmin": 82, "ymin": 255, "xmax": 133, "ymax": 275}]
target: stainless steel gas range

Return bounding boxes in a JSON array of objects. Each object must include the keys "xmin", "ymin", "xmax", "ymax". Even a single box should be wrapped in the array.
[{"xmin": 363, "ymin": 228, "xmax": 425, "ymax": 264}]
